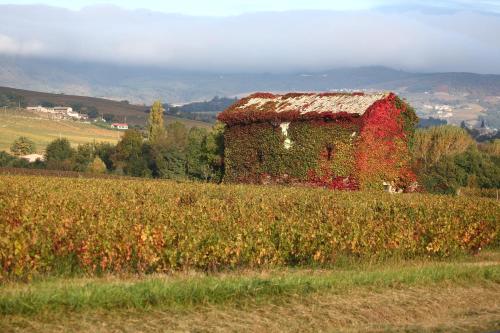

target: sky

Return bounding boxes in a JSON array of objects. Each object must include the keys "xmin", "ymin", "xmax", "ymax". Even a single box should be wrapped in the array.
[
  {"xmin": 2, "ymin": 0, "xmax": 500, "ymax": 16},
  {"xmin": 1, "ymin": 0, "xmax": 382, "ymax": 15},
  {"xmin": 0, "ymin": 1, "xmax": 499, "ymax": 73}
]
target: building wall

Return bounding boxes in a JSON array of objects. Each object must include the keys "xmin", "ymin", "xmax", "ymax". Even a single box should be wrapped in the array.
[{"xmin": 355, "ymin": 94, "xmax": 418, "ymax": 190}]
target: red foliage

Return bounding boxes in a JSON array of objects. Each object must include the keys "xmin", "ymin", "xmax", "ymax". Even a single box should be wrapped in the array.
[
  {"xmin": 307, "ymin": 170, "xmax": 359, "ymax": 191},
  {"xmin": 218, "ymin": 109, "xmax": 362, "ymax": 127},
  {"xmin": 396, "ymin": 167, "xmax": 418, "ymax": 191},
  {"xmin": 248, "ymin": 92, "xmax": 277, "ymax": 99},
  {"xmin": 356, "ymin": 93, "xmax": 414, "ymax": 188}
]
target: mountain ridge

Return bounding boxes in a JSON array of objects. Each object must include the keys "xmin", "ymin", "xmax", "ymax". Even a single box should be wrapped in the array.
[{"xmin": 1, "ymin": 57, "xmax": 500, "ymax": 104}]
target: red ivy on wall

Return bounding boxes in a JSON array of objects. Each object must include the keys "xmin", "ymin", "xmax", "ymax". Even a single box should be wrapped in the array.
[
  {"xmin": 218, "ymin": 109, "xmax": 362, "ymax": 127},
  {"xmin": 356, "ymin": 93, "xmax": 417, "ymax": 189}
]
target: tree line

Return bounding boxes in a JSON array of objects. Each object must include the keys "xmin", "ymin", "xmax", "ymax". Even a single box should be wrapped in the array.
[
  {"xmin": 1, "ymin": 103, "xmax": 499, "ymax": 194},
  {"xmin": 412, "ymin": 126, "xmax": 499, "ymax": 194},
  {"xmin": 2, "ymin": 101, "xmax": 225, "ymax": 182}
]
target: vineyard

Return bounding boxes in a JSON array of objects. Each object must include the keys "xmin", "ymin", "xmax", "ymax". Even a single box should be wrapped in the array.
[{"xmin": 1, "ymin": 174, "xmax": 498, "ymax": 280}]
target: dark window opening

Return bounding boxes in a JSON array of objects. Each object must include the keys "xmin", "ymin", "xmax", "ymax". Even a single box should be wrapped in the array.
[
  {"xmin": 326, "ymin": 144, "xmax": 334, "ymax": 161},
  {"xmin": 257, "ymin": 149, "xmax": 264, "ymax": 164}
]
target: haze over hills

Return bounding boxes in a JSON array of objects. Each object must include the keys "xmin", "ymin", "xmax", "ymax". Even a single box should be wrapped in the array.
[
  {"xmin": 1, "ymin": 3, "xmax": 499, "ymax": 74},
  {"xmin": 1, "ymin": 56, "xmax": 500, "ymax": 104}
]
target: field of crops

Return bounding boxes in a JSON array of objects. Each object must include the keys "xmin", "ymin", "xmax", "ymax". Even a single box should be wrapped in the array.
[{"xmin": 0, "ymin": 174, "xmax": 499, "ymax": 279}]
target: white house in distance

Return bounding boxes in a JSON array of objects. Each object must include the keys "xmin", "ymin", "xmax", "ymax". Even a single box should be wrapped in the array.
[
  {"xmin": 20, "ymin": 154, "xmax": 45, "ymax": 163},
  {"xmin": 110, "ymin": 123, "xmax": 129, "ymax": 130},
  {"xmin": 26, "ymin": 106, "xmax": 88, "ymax": 120}
]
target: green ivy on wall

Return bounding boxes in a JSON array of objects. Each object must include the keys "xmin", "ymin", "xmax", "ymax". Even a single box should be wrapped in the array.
[{"xmin": 224, "ymin": 120, "xmax": 360, "ymax": 184}]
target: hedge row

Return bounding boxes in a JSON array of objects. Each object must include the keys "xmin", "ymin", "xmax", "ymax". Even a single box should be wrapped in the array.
[
  {"xmin": 0, "ymin": 167, "xmax": 136, "ymax": 180},
  {"xmin": 1, "ymin": 175, "xmax": 498, "ymax": 279}
]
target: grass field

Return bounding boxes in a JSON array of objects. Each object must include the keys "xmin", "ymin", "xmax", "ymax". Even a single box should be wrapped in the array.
[
  {"xmin": 1, "ymin": 251, "xmax": 498, "ymax": 332},
  {"xmin": 0, "ymin": 109, "xmax": 212, "ymax": 153},
  {"xmin": 0, "ymin": 110, "xmax": 122, "ymax": 153}
]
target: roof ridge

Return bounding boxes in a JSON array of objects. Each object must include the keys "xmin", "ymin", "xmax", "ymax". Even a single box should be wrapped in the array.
[{"xmin": 218, "ymin": 91, "xmax": 394, "ymax": 125}]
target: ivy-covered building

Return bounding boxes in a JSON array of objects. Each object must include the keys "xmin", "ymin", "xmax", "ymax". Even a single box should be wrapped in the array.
[{"xmin": 218, "ymin": 92, "xmax": 418, "ymax": 190}]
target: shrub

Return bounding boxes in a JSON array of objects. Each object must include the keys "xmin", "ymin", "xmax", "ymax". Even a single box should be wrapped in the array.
[
  {"xmin": 10, "ymin": 137, "xmax": 36, "ymax": 156},
  {"xmin": 0, "ymin": 175, "xmax": 497, "ymax": 279},
  {"xmin": 87, "ymin": 157, "xmax": 107, "ymax": 174},
  {"xmin": 45, "ymin": 138, "xmax": 74, "ymax": 162}
]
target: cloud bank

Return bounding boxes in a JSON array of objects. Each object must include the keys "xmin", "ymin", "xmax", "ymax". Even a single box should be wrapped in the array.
[{"xmin": 0, "ymin": 4, "xmax": 499, "ymax": 73}]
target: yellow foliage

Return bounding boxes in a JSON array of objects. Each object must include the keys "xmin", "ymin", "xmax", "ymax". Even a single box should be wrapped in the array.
[{"xmin": 0, "ymin": 174, "xmax": 498, "ymax": 279}]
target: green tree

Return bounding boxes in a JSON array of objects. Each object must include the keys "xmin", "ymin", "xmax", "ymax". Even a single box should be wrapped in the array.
[
  {"xmin": 148, "ymin": 122, "xmax": 188, "ymax": 179},
  {"xmin": 0, "ymin": 151, "xmax": 18, "ymax": 167},
  {"xmin": 73, "ymin": 143, "xmax": 95, "ymax": 172},
  {"xmin": 111, "ymin": 129, "xmax": 150, "ymax": 177},
  {"xmin": 10, "ymin": 136, "xmax": 36, "ymax": 156},
  {"xmin": 418, "ymin": 137, "xmax": 500, "ymax": 194},
  {"xmin": 165, "ymin": 122, "xmax": 188, "ymax": 150},
  {"xmin": 455, "ymin": 147, "xmax": 500, "ymax": 189},
  {"xmin": 103, "ymin": 114, "xmax": 115, "ymax": 122},
  {"xmin": 420, "ymin": 155, "xmax": 468, "ymax": 194},
  {"xmin": 45, "ymin": 138, "xmax": 75, "ymax": 170},
  {"xmin": 70, "ymin": 103, "xmax": 83, "ymax": 112},
  {"xmin": 413, "ymin": 125, "xmax": 474, "ymax": 194},
  {"xmin": 148, "ymin": 100, "xmax": 166, "ymax": 143},
  {"xmin": 41, "ymin": 101, "xmax": 55, "ymax": 108},
  {"xmin": 85, "ymin": 106, "xmax": 99, "ymax": 119},
  {"xmin": 94, "ymin": 142, "xmax": 115, "ymax": 170},
  {"xmin": 205, "ymin": 122, "xmax": 225, "ymax": 182},
  {"xmin": 186, "ymin": 127, "xmax": 209, "ymax": 180},
  {"xmin": 45, "ymin": 138, "xmax": 74, "ymax": 161},
  {"xmin": 413, "ymin": 125, "xmax": 474, "ymax": 170},
  {"xmin": 0, "ymin": 92, "xmax": 27, "ymax": 108}
]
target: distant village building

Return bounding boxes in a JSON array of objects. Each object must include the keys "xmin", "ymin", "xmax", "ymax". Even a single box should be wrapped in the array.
[
  {"xmin": 218, "ymin": 92, "xmax": 418, "ymax": 191},
  {"xmin": 423, "ymin": 104, "xmax": 453, "ymax": 119},
  {"xmin": 26, "ymin": 106, "xmax": 87, "ymax": 120},
  {"xmin": 110, "ymin": 123, "xmax": 129, "ymax": 130},
  {"xmin": 53, "ymin": 106, "xmax": 73, "ymax": 113},
  {"xmin": 20, "ymin": 154, "xmax": 45, "ymax": 163}
]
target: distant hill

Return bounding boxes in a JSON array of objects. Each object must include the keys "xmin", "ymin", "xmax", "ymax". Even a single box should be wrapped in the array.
[
  {"xmin": 1, "ymin": 56, "xmax": 500, "ymax": 104},
  {"xmin": 0, "ymin": 86, "xmax": 212, "ymax": 129},
  {"xmin": 1, "ymin": 56, "xmax": 500, "ymax": 128},
  {"xmin": 166, "ymin": 97, "xmax": 239, "ymax": 123}
]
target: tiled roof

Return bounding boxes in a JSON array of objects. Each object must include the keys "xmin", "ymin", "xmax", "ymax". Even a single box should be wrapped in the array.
[{"xmin": 233, "ymin": 92, "xmax": 389, "ymax": 115}]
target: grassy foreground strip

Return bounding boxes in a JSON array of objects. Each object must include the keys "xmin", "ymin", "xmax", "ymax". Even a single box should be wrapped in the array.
[
  {"xmin": 1, "ymin": 259, "xmax": 498, "ymax": 316},
  {"xmin": 3, "ymin": 285, "xmax": 499, "ymax": 333}
]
